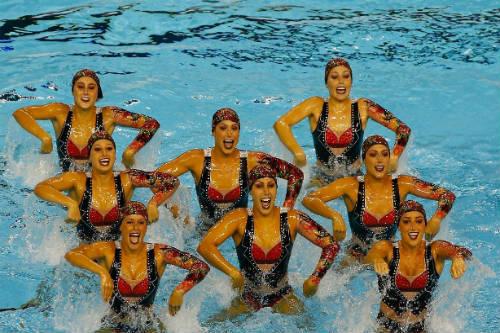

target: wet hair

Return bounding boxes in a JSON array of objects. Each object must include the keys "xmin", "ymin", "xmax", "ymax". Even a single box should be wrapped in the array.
[
  {"xmin": 248, "ymin": 164, "xmax": 277, "ymax": 189},
  {"xmin": 398, "ymin": 200, "xmax": 427, "ymax": 225},
  {"xmin": 72, "ymin": 69, "xmax": 103, "ymax": 100},
  {"xmin": 87, "ymin": 131, "xmax": 116, "ymax": 153},
  {"xmin": 120, "ymin": 201, "xmax": 148, "ymax": 223},
  {"xmin": 361, "ymin": 135, "xmax": 389, "ymax": 160},
  {"xmin": 212, "ymin": 108, "xmax": 240, "ymax": 132},
  {"xmin": 324, "ymin": 58, "xmax": 352, "ymax": 84}
]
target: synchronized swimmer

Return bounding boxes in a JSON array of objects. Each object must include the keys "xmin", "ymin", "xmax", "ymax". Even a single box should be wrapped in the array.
[{"xmin": 10, "ymin": 59, "xmax": 472, "ymax": 333}]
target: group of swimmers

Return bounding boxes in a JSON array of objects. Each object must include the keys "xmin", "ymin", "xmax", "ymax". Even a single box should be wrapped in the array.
[{"xmin": 12, "ymin": 58, "xmax": 471, "ymax": 333}]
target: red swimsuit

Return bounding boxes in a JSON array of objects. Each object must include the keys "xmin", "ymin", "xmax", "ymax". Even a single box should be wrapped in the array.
[
  {"xmin": 89, "ymin": 206, "xmax": 121, "ymax": 227},
  {"xmin": 395, "ymin": 271, "xmax": 429, "ymax": 292},
  {"xmin": 117, "ymin": 277, "xmax": 150, "ymax": 297},
  {"xmin": 363, "ymin": 210, "xmax": 398, "ymax": 228},
  {"xmin": 325, "ymin": 127, "xmax": 354, "ymax": 148},
  {"xmin": 252, "ymin": 243, "xmax": 282, "ymax": 265},
  {"xmin": 207, "ymin": 186, "xmax": 242, "ymax": 203}
]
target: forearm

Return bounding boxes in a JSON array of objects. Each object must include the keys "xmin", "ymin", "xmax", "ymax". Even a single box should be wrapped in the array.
[
  {"xmin": 127, "ymin": 169, "xmax": 180, "ymax": 205},
  {"xmin": 257, "ymin": 153, "xmax": 304, "ymax": 207},
  {"xmin": 434, "ymin": 190, "xmax": 456, "ymax": 220},
  {"xmin": 160, "ymin": 245, "xmax": 210, "ymax": 294},
  {"xmin": 302, "ymin": 196, "xmax": 342, "ymax": 220},
  {"xmin": 34, "ymin": 184, "xmax": 76, "ymax": 208},
  {"xmin": 12, "ymin": 109, "xmax": 50, "ymax": 140},
  {"xmin": 434, "ymin": 241, "xmax": 472, "ymax": 260},
  {"xmin": 65, "ymin": 251, "xmax": 107, "ymax": 276},
  {"xmin": 297, "ymin": 211, "xmax": 339, "ymax": 282},
  {"xmin": 366, "ymin": 101, "xmax": 411, "ymax": 157},
  {"xmin": 273, "ymin": 121, "xmax": 303, "ymax": 156},
  {"xmin": 197, "ymin": 244, "xmax": 239, "ymax": 279},
  {"xmin": 112, "ymin": 107, "xmax": 160, "ymax": 153}
]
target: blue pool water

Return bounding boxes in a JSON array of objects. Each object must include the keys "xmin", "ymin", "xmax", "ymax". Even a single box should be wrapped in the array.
[{"xmin": 1, "ymin": 1, "xmax": 499, "ymax": 332}]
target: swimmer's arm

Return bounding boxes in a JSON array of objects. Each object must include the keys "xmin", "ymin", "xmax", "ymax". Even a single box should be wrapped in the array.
[
  {"xmin": 158, "ymin": 245, "xmax": 210, "ymax": 294},
  {"xmin": 34, "ymin": 172, "xmax": 82, "ymax": 208},
  {"xmin": 362, "ymin": 99, "xmax": 411, "ymax": 158},
  {"xmin": 432, "ymin": 240, "xmax": 471, "ymax": 279},
  {"xmin": 12, "ymin": 103, "xmax": 68, "ymax": 151},
  {"xmin": 432, "ymin": 240, "xmax": 472, "ymax": 261},
  {"xmin": 126, "ymin": 169, "xmax": 179, "ymax": 206},
  {"xmin": 65, "ymin": 242, "xmax": 115, "ymax": 301},
  {"xmin": 253, "ymin": 152, "xmax": 304, "ymax": 208},
  {"xmin": 273, "ymin": 97, "xmax": 323, "ymax": 166},
  {"xmin": 302, "ymin": 177, "xmax": 354, "ymax": 220},
  {"xmin": 364, "ymin": 240, "xmax": 392, "ymax": 265},
  {"xmin": 110, "ymin": 106, "xmax": 160, "ymax": 154},
  {"xmin": 197, "ymin": 211, "xmax": 244, "ymax": 280},
  {"xmin": 294, "ymin": 211, "xmax": 339, "ymax": 284},
  {"xmin": 364, "ymin": 241, "xmax": 392, "ymax": 275},
  {"xmin": 156, "ymin": 149, "xmax": 202, "ymax": 178},
  {"xmin": 400, "ymin": 175, "xmax": 456, "ymax": 223},
  {"xmin": 65, "ymin": 242, "xmax": 113, "ymax": 275}
]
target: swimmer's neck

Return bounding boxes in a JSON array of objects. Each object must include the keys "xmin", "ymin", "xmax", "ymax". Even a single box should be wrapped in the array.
[
  {"xmin": 364, "ymin": 173, "xmax": 392, "ymax": 188},
  {"xmin": 327, "ymin": 96, "xmax": 352, "ymax": 110},
  {"xmin": 73, "ymin": 104, "xmax": 97, "ymax": 114},
  {"xmin": 211, "ymin": 146, "xmax": 239, "ymax": 160},
  {"xmin": 399, "ymin": 240, "xmax": 425, "ymax": 256},
  {"xmin": 91, "ymin": 170, "xmax": 115, "ymax": 183},
  {"xmin": 252, "ymin": 205, "xmax": 278, "ymax": 221},
  {"xmin": 120, "ymin": 242, "xmax": 147, "ymax": 256}
]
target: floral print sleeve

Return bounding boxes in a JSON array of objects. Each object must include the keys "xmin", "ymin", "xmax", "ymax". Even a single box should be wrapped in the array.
[
  {"xmin": 295, "ymin": 211, "xmax": 339, "ymax": 284},
  {"xmin": 433, "ymin": 240, "xmax": 472, "ymax": 260},
  {"xmin": 256, "ymin": 152, "xmax": 304, "ymax": 208},
  {"xmin": 159, "ymin": 244, "xmax": 210, "ymax": 293},
  {"xmin": 409, "ymin": 177, "xmax": 456, "ymax": 220},
  {"xmin": 127, "ymin": 169, "xmax": 179, "ymax": 205},
  {"xmin": 365, "ymin": 99, "xmax": 411, "ymax": 157},
  {"xmin": 111, "ymin": 106, "xmax": 160, "ymax": 153}
]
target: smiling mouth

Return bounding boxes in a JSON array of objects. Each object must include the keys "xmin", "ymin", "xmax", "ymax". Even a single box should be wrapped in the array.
[
  {"xmin": 81, "ymin": 96, "xmax": 90, "ymax": 102},
  {"xmin": 260, "ymin": 197, "xmax": 271, "ymax": 209},
  {"xmin": 375, "ymin": 165, "xmax": 385, "ymax": 172},
  {"xmin": 408, "ymin": 232, "xmax": 419, "ymax": 240},
  {"xmin": 129, "ymin": 232, "xmax": 140, "ymax": 244},
  {"xmin": 336, "ymin": 87, "xmax": 346, "ymax": 94},
  {"xmin": 223, "ymin": 139, "xmax": 234, "ymax": 149},
  {"xmin": 99, "ymin": 158, "xmax": 110, "ymax": 166}
]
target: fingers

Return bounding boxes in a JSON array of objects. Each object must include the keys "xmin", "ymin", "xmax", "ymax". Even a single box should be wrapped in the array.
[
  {"xmin": 333, "ymin": 221, "xmax": 346, "ymax": 241},
  {"xmin": 451, "ymin": 259, "xmax": 466, "ymax": 279},
  {"xmin": 374, "ymin": 262, "xmax": 389, "ymax": 275},
  {"xmin": 169, "ymin": 304, "xmax": 180, "ymax": 316},
  {"xmin": 101, "ymin": 277, "xmax": 113, "ymax": 302}
]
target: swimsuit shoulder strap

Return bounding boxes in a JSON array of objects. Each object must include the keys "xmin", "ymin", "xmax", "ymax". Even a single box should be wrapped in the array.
[
  {"xmin": 95, "ymin": 107, "xmax": 104, "ymax": 131},
  {"xmin": 392, "ymin": 176, "xmax": 401, "ymax": 209},
  {"xmin": 354, "ymin": 178, "xmax": 365, "ymax": 214}
]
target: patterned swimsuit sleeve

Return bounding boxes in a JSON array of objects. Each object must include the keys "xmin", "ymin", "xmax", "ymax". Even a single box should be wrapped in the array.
[
  {"xmin": 127, "ymin": 169, "xmax": 180, "ymax": 205},
  {"xmin": 296, "ymin": 211, "xmax": 339, "ymax": 284},
  {"xmin": 158, "ymin": 244, "xmax": 210, "ymax": 293},
  {"xmin": 433, "ymin": 240, "xmax": 472, "ymax": 259},
  {"xmin": 365, "ymin": 99, "xmax": 411, "ymax": 156},
  {"xmin": 110, "ymin": 106, "xmax": 160, "ymax": 153},
  {"xmin": 255, "ymin": 152, "xmax": 304, "ymax": 208},
  {"xmin": 411, "ymin": 177, "xmax": 456, "ymax": 219}
]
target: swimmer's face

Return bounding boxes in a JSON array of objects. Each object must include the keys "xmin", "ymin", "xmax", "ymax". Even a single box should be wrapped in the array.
[
  {"xmin": 364, "ymin": 144, "xmax": 390, "ymax": 179},
  {"xmin": 399, "ymin": 211, "xmax": 426, "ymax": 247},
  {"xmin": 326, "ymin": 65, "xmax": 352, "ymax": 102},
  {"xmin": 73, "ymin": 76, "xmax": 98, "ymax": 110},
  {"xmin": 121, "ymin": 214, "xmax": 147, "ymax": 250},
  {"xmin": 251, "ymin": 177, "xmax": 277, "ymax": 216},
  {"xmin": 212, "ymin": 120, "xmax": 240, "ymax": 155},
  {"xmin": 90, "ymin": 139, "xmax": 115, "ymax": 172}
]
